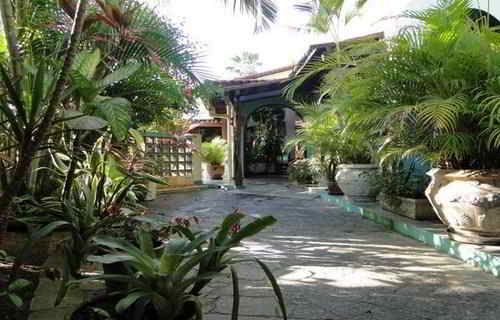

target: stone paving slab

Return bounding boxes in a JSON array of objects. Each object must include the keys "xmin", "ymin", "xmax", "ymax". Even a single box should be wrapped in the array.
[
  {"xmin": 149, "ymin": 188, "xmax": 500, "ymax": 320},
  {"xmin": 320, "ymin": 193, "xmax": 500, "ymax": 278}
]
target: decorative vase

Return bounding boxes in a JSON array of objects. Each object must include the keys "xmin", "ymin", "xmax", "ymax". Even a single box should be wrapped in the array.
[
  {"xmin": 335, "ymin": 164, "xmax": 379, "ymax": 202},
  {"xmin": 426, "ymin": 168, "xmax": 500, "ymax": 244}
]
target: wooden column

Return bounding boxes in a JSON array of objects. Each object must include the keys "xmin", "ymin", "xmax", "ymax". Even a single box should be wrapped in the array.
[{"xmin": 233, "ymin": 106, "xmax": 244, "ymax": 187}]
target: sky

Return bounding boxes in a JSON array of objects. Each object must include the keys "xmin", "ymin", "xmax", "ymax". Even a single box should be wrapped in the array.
[
  {"xmin": 160, "ymin": 0, "xmax": 415, "ymax": 80},
  {"xmin": 159, "ymin": 0, "xmax": 500, "ymax": 80}
]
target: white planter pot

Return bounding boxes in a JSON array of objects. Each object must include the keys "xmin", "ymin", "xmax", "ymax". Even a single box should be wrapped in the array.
[
  {"xmin": 335, "ymin": 164, "xmax": 379, "ymax": 202},
  {"xmin": 426, "ymin": 168, "xmax": 500, "ymax": 244}
]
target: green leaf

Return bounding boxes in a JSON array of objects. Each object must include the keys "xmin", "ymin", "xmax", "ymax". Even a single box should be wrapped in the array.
[
  {"xmin": 8, "ymin": 294, "xmax": 23, "ymax": 308},
  {"xmin": 97, "ymin": 63, "xmax": 140, "ymax": 89},
  {"xmin": 87, "ymin": 254, "xmax": 135, "ymax": 264},
  {"xmin": 8, "ymin": 279, "xmax": 31, "ymax": 291},
  {"xmin": 255, "ymin": 258, "xmax": 287, "ymax": 320},
  {"xmin": 116, "ymin": 291, "xmax": 149, "ymax": 314},
  {"xmin": 93, "ymin": 96, "xmax": 131, "ymax": 140},
  {"xmin": 216, "ymin": 211, "xmax": 246, "ymax": 245},
  {"xmin": 227, "ymin": 216, "xmax": 276, "ymax": 245},
  {"xmin": 230, "ymin": 266, "xmax": 239, "ymax": 320},
  {"xmin": 138, "ymin": 230, "xmax": 154, "ymax": 257},
  {"xmin": 62, "ymin": 110, "xmax": 108, "ymax": 130},
  {"xmin": 31, "ymin": 221, "xmax": 70, "ymax": 241}
]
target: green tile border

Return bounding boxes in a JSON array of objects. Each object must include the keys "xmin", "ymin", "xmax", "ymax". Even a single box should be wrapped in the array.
[{"xmin": 320, "ymin": 192, "xmax": 500, "ymax": 278}]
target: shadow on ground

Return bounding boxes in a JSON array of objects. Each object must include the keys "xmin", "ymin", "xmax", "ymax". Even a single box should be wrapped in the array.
[{"xmin": 149, "ymin": 189, "xmax": 500, "ymax": 320}]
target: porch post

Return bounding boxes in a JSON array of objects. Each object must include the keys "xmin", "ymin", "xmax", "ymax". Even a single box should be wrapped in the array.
[
  {"xmin": 234, "ymin": 106, "xmax": 244, "ymax": 187},
  {"xmin": 223, "ymin": 95, "xmax": 235, "ymax": 185}
]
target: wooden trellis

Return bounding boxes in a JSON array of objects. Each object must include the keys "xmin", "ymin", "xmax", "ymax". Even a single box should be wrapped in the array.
[{"xmin": 143, "ymin": 132, "xmax": 193, "ymax": 178}]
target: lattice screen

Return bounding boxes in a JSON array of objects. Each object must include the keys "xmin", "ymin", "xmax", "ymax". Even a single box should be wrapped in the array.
[{"xmin": 143, "ymin": 133, "xmax": 193, "ymax": 177}]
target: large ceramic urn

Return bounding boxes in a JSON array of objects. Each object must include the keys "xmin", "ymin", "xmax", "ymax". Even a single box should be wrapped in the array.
[
  {"xmin": 426, "ymin": 169, "xmax": 500, "ymax": 244},
  {"xmin": 335, "ymin": 164, "xmax": 379, "ymax": 202}
]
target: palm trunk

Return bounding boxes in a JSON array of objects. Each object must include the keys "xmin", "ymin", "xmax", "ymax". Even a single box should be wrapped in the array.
[
  {"xmin": 0, "ymin": 0, "xmax": 22, "ymax": 84},
  {"xmin": 0, "ymin": 0, "xmax": 89, "ymax": 248}
]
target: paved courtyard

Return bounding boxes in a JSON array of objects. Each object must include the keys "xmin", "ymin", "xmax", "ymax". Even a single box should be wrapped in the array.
[{"xmin": 148, "ymin": 184, "xmax": 500, "ymax": 320}]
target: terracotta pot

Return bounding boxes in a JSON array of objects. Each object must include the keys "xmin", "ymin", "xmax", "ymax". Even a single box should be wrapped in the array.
[
  {"xmin": 327, "ymin": 181, "xmax": 343, "ymax": 195},
  {"xmin": 335, "ymin": 164, "xmax": 379, "ymax": 202},
  {"xmin": 207, "ymin": 164, "xmax": 224, "ymax": 180},
  {"xmin": 426, "ymin": 168, "xmax": 500, "ymax": 244}
]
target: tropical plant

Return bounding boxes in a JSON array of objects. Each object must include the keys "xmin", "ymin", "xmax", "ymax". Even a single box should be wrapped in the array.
[
  {"xmin": 226, "ymin": 51, "xmax": 263, "ymax": 76},
  {"xmin": 71, "ymin": 211, "xmax": 287, "ymax": 320},
  {"xmin": 67, "ymin": 48, "xmax": 140, "ymax": 140},
  {"xmin": 28, "ymin": 132, "xmax": 165, "ymax": 305},
  {"xmin": 287, "ymin": 159, "xmax": 321, "ymax": 184},
  {"xmin": 284, "ymin": 104, "xmax": 344, "ymax": 180},
  {"xmin": 200, "ymin": 137, "xmax": 226, "ymax": 165},
  {"xmin": 0, "ymin": 0, "xmax": 89, "ymax": 250},
  {"xmin": 314, "ymin": 0, "xmax": 500, "ymax": 169},
  {"xmin": 225, "ymin": 0, "xmax": 278, "ymax": 32},
  {"xmin": 372, "ymin": 160, "xmax": 429, "ymax": 201},
  {"xmin": 295, "ymin": 0, "xmax": 369, "ymax": 36}
]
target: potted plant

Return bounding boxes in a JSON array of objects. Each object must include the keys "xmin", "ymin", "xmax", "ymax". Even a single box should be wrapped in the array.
[
  {"xmin": 310, "ymin": 0, "xmax": 500, "ymax": 242},
  {"xmin": 200, "ymin": 137, "xmax": 226, "ymax": 180},
  {"xmin": 69, "ymin": 211, "xmax": 287, "ymax": 320},
  {"xmin": 287, "ymin": 159, "xmax": 321, "ymax": 185},
  {"xmin": 334, "ymin": 129, "xmax": 379, "ymax": 202},
  {"xmin": 374, "ymin": 161, "xmax": 436, "ymax": 220},
  {"xmin": 284, "ymin": 105, "xmax": 343, "ymax": 193}
]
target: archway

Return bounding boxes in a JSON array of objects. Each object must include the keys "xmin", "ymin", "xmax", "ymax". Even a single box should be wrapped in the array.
[{"xmin": 243, "ymin": 105, "xmax": 302, "ymax": 178}]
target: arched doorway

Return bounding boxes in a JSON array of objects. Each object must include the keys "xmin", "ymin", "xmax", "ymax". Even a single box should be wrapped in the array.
[{"xmin": 244, "ymin": 105, "xmax": 302, "ymax": 178}]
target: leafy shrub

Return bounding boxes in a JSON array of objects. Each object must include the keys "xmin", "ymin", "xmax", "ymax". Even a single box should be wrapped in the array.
[
  {"xmin": 72, "ymin": 211, "xmax": 287, "ymax": 320},
  {"xmin": 372, "ymin": 162, "xmax": 429, "ymax": 200},
  {"xmin": 288, "ymin": 159, "xmax": 321, "ymax": 184},
  {"xmin": 200, "ymin": 137, "xmax": 226, "ymax": 165}
]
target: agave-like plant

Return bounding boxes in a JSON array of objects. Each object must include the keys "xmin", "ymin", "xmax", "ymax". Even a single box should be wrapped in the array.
[{"xmin": 75, "ymin": 211, "xmax": 287, "ymax": 320}]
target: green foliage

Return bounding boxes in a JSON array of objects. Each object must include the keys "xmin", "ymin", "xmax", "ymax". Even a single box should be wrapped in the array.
[
  {"xmin": 226, "ymin": 51, "xmax": 263, "ymax": 76},
  {"xmin": 287, "ymin": 159, "xmax": 321, "ymax": 184},
  {"xmin": 0, "ymin": 278, "xmax": 32, "ymax": 309},
  {"xmin": 73, "ymin": 211, "xmax": 287, "ymax": 320},
  {"xmin": 294, "ymin": 0, "xmax": 500, "ymax": 170},
  {"xmin": 372, "ymin": 161, "xmax": 429, "ymax": 200},
  {"xmin": 200, "ymin": 137, "xmax": 226, "ymax": 165},
  {"xmin": 294, "ymin": 0, "xmax": 369, "ymax": 35},
  {"xmin": 28, "ymin": 133, "xmax": 165, "ymax": 305},
  {"xmin": 284, "ymin": 104, "xmax": 372, "ymax": 180}
]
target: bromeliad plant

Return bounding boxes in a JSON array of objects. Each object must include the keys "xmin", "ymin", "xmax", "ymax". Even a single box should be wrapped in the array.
[
  {"xmin": 74, "ymin": 211, "xmax": 287, "ymax": 320},
  {"xmin": 31, "ymin": 133, "xmax": 165, "ymax": 305}
]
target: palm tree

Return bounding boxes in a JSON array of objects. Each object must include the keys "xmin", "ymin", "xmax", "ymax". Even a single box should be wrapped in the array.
[
  {"xmin": 295, "ymin": 0, "xmax": 368, "ymax": 37},
  {"xmin": 0, "ymin": 0, "xmax": 89, "ymax": 245},
  {"xmin": 225, "ymin": 0, "xmax": 278, "ymax": 31}
]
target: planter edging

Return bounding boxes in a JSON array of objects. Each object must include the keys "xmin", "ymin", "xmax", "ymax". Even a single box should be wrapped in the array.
[{"xmin": 320, "ymin": 191, "xmax": 500, "ymax": 278}]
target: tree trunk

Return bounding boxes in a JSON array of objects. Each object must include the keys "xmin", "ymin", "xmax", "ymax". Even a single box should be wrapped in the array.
[
  {"xmin": 0, "ymin": 0, "xmax": 89, "ymax": 248},
  {"xmin": 0, "ymin": 0, "xmax": 22, "ymax": 85}
]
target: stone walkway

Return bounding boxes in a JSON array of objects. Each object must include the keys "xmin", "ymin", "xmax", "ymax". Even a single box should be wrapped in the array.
[{"xmin": 148, "ymin": 186, "xmax": 500, "ymax": 320}]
